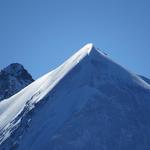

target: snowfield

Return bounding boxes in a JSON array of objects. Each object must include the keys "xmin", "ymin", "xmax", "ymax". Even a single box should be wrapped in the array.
[{"xmin": 0, "ymin": 43, "xmax": 150, "ymax": 150}]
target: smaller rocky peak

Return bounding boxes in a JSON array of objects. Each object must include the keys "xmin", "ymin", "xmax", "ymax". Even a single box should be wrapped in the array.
[{"xmin": 0, "ymin": 63, "xmax": 34, "ymax": 101}]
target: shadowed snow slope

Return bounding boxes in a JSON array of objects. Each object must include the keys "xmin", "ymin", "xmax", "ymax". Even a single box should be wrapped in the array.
[{"xmin": 0, "ymin": 44, "xmax": 150, "ymax": 150}]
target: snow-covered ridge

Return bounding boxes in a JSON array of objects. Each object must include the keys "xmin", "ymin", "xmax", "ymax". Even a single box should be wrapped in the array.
[
  {"xmin": 0, "ymin": 43, "xmax": 95, "ymax": 143},
  {"xmin": 0, "ymin": 43, "xmax": 93, "ymax": 117},
  {"xmin": 0, "ymin": 43, "xmax": 150, "ymax": 149}
]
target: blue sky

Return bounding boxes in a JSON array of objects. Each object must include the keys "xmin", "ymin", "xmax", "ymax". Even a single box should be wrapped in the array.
[{"xmin": 0, "ymin": 0, "xmax": 150, "ymax": 79}]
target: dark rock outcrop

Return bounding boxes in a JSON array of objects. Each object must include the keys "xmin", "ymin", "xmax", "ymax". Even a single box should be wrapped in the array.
[{"xmin": 0, "ymin": 63, "xmax": 34, "ymax": 101}]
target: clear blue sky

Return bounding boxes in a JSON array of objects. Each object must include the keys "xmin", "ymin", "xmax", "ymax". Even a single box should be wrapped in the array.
[{"xmin": 0, "ymin": 0, "xmax": 150, "ymax": 79}]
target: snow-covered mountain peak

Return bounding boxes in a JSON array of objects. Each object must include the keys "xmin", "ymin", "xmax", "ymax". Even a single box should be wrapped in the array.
[
  {"xmin": 73, "ymin": 43, "xmax": 108, "ymax": 66},
  {"xmin": 73, "ymin": 43, "xmax": 103, "ymax": 58},
  {"xmin": 59, "ymin": 43, "xmax": 104, "ymax": 72},
  {"xmin": 0, "ymin": 44, "xmax": 150, "ymax": 150},
  {"xmin": 79, "ymin": 43, "xmax": 94, "ymax": 54}
]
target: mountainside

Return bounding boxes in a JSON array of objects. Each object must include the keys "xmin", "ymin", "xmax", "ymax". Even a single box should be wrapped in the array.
[
  {"xmin": 0, "ymin": 44, "xmax": 150, "ymax": 150},
  {"xmin": 139, "ymin": 75, "xmax": 150, "ymax": 84},
  {"xmin": 0, "ymin": 63, "xmax": 34, "ymax": 101}
]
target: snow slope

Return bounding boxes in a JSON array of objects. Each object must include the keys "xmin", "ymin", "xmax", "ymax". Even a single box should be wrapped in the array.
[
  {"xmin": 139, "ymin": 75, "xmax": 150, "ymax": 85},
  {"xmin": 0, "ymin": 43, "xmax": 95, "ymax": 145},
  {"xmin": 0, "ymin": 44, "xmax": 150, "ymax": 150}
]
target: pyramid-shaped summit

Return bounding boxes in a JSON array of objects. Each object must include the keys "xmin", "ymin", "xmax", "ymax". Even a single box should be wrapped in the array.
[{"xmin": 0, "ymin": 44, "xmax": 150, "ymax": 150}]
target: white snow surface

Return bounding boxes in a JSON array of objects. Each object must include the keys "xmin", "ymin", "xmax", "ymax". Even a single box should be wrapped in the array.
[
  {"xmin": 0, "ymin": 43, "xmax": 150, "ymax": 150},
  {"xmin": 0, "ymin": 43, "xmax": 95, "ymax": 143}
]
